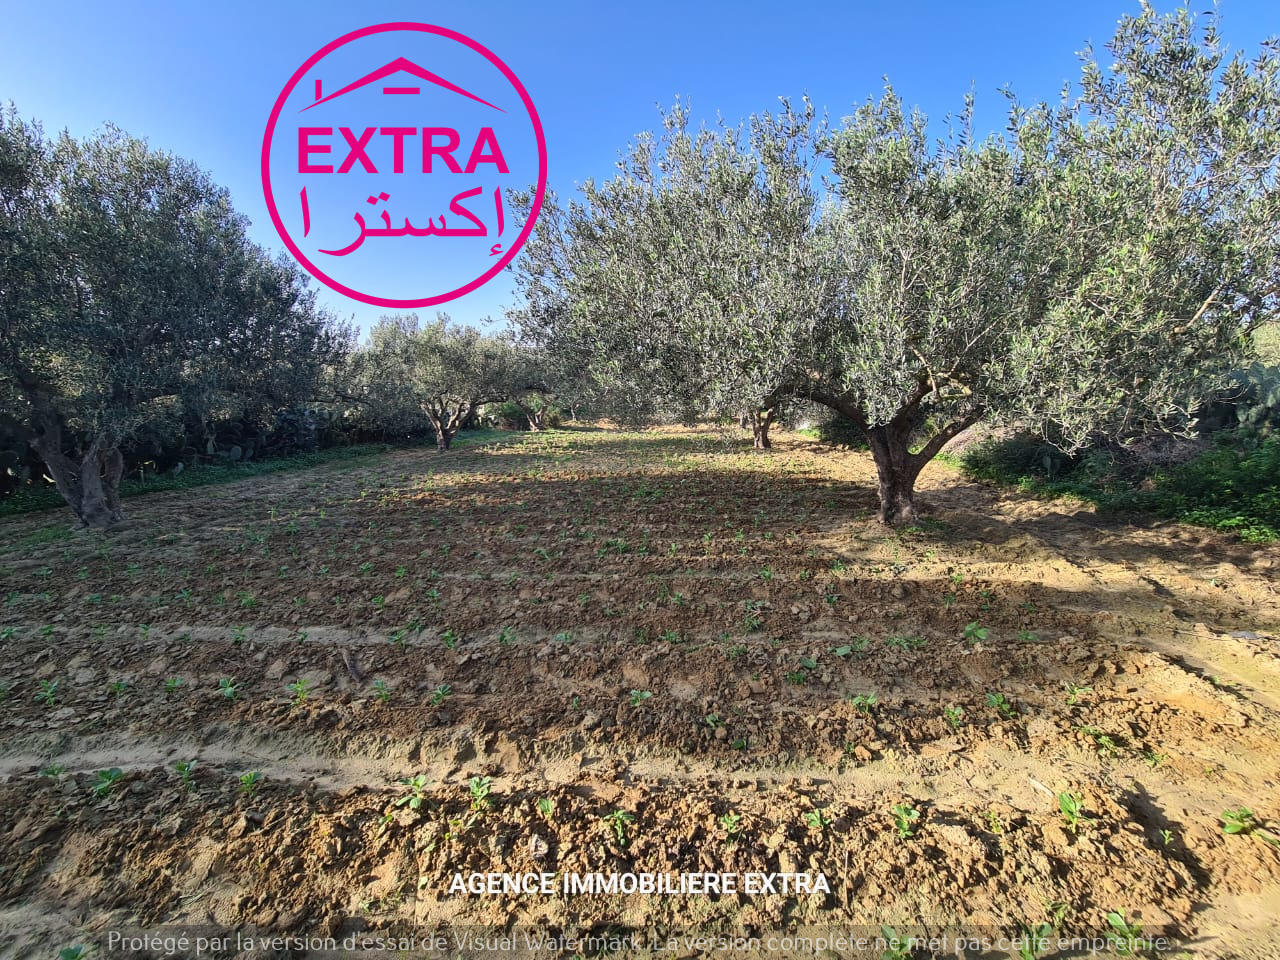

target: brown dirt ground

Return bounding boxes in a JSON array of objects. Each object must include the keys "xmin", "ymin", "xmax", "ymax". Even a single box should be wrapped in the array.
[{"xmin": 0, "ymin": 425, "xmax": 1277, "ymax": 959}]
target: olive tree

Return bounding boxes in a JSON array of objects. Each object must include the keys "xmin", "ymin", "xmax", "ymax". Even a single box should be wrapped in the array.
[
  {"xmin": 514, "ymin": 6, "xmax": 1278, "ymax": 523},
  {"xmin": 806, "ymin": 5, "xmax": 1278, "ymax": 522},
  {"xmin": 512, "ymin": 100, "xmax": 822, "ymax": 445},
  {"xmin": 347, "ymin": 315, "xmax": 516, "ymax": 450},
  {"xmin": 0, "ymin": 109, "xmax": 346, "ymax": 527}
]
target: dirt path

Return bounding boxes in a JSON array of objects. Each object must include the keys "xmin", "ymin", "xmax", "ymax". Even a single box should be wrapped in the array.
[{"xmin": 1, "ymin": 427, "xmax": 1277, "ymax": 959}]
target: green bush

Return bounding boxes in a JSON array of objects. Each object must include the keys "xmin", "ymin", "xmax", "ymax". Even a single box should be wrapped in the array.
[
  {"xmin": 963, "ymin": 432, "xmax": 1280, "ymax": 543},
  {"xmin": 815, "ymin": 414, "xmax": 868, "ymax": 450}
]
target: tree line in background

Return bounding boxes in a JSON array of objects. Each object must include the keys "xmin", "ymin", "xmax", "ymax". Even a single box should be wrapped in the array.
[
  {"xmin": 0, "ymin": 109, "xmax": 573, "ymax": 526},
  {"xmin": 2, "ymin": 5, "xmax": 1277, "ymax": 529}
]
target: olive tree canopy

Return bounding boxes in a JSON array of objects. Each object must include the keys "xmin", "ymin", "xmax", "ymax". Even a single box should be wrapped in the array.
[
  {"xmin": 513, "ymin": 5, "xmax": 1279, "ymax": 522},
  {"xmin": 0, "ymin": 110, "xmax": 348, "ymax": 527},
  {"xmin": 512, "ymin": 100, "xmax": 822, "ymax": 443},
  {"xmin": 346, "ymin": 315, "xmax": 518, "ymax": 451},
  {"xmin": 807, "ymin": 4, "xmax": 1278, "ymax": 521}
]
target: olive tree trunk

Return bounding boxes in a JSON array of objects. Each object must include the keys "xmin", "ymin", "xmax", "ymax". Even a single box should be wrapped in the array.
[
  {"xmin": 865, "ymin": 424, "xmax": 924, "ymax": 525},
  {"xmin": 808, "ymin": 385, "xmax": 979, "ymax": 526},
  {"xmin": 29, "ymin": 416, "xmax": 126, "ymax": 528},
  {"xmin": 426, "ymin": 400, "xmax": 480, "ymax": 453},
  {"xmin": 750, "ymin": 405, "xmax": 777, "ymax": 450},
  {"xmin": 513, "ymin": 397, "xmax": 547, "ymax": 431}
]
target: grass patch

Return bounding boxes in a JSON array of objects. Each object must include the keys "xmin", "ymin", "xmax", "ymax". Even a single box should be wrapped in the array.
[
  {"xmin": 961, "ymin": 432, "xmax": 1280, "ymax": 543},
  {"xmin": 0, "ymin": 429, "xmax": 514, "ymax": 520}
]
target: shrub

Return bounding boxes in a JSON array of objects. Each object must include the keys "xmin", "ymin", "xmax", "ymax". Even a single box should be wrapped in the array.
[{"xmin": 963, "ymin": 431, "xmax": 1280, "ymax": 543}]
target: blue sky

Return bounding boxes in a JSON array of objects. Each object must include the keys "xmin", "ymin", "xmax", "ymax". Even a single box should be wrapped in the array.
[{"xmin": 3, "ymin": 0, "xmax": 1276, "ymax": 338}]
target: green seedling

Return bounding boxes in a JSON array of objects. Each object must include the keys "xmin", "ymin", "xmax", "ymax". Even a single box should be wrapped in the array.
[
  {"xmin": 218, "ymin": 677, "xmax": 239, "ymax": 700},
  {"xmin": 963, "ymin": 621, "xmax": 989, "ymax": 644},
  {"xmin": 1141, "ymin": 748, "xmax": 1167, "ymax": 768},
  {"xmin": 720, "ymin": 812, "xmax": 742, "ymax": 841},
  {"xmin": 884, "ymin": 634, "xmax": 925, "ymax": 651},
  {"xmin": 239, "ymin": 771, "xmax": 262, "ymax": 797},
  {"xmin": 175, "ymin": 760, "xmax": 196, "ymax": 789},
  {"xmin": 430, "ymin": 683, "xmax": 453, "ymax": 706},
  {"xmin": 603, "ymin": 809, "xmax": 635, "ymax": 847},
  {"xmin": 469, "ymin": 775, "xmax": 492, "ymax": 812},
  {"xmin": 108, "ymin": 680, "xmax": 129, "ymax": 698},
  {"xmin": 1065, "ymin": 683, "xmax": 1093, "ymax": 706},
  {"xmin": 58, "ymin": 948, "xmax": 86, "ymax": 960},
  {"xmin": 35, "ymin": 679, "xmax": 59, "ymax": 706},
  {"xmin": 395, "ymin": 774, "xmax": 430, "ymax": 811},
  {"xmin": 986, "ymin": 691, "xmax": 1016, "ymax": 719},
  {"xmin": 536, "ymin": 797, "xmax": 555, "ymax": 821},
  {"xmin": 373, "ymin": 679, "xmax": 391, "ymax": 703},
  {"xmin": 1016, "ymin": 922, "xmax": 1052, "ymax": 960},
  {"xmin": 1058, "ymin": 791, "xmax": 1090, "ymax": 833},
  {"xmin": 831, "ymin": 638, "xmax": 870, "ymax": 657},
  {"xmin": 497, "ymin": 626, "xmax": 516, "ymax": 645},
  {"xmin": 92, "ymin": 767, "xmax": 124, "ymax": 799},
  {"xmin": 286, "ymin": 678, "xmax": 310, "ymax": 705},
  {"xmin": 803, "ymin": 809, "xmax": 829, "ymax": 831},
  {"xmin": 441, "ymin": 629, "xmax": 460, "ymax": 649},
  {"xmin": 1106, "ymin": 911, "xmax": 1144, "ymax": 956},
  {"xmin": 880, "ymin": 926, "xmax": 912, "ymax": 960},
  {"xmin": 943, "ymin": 705, "xmax": 965, "ymax": 731},
  {"xmin": 1016, "ymin": 629, "xmax": 1039, "ymax": 644},
  {"xmin": 891, "ymin": 802, "xmax": 920, "ymax": 839},
  {"xmin": 1077, "ymin": 724, "xmax": 1119, "ymax": 758},
  {"xmin": 164, "ymin": 676, "xmax": 184, "ymax": 696},
  {"xmin": 1221, "ymin": 807, "xmax": 1280, "ymax": 845},
  {"xmin": 628, "ymin": 689, "xmax": 652, "ymax": 707},
  {"xmin": 849, "ymin": 693, "xmax": 878, "ymax": 714}
]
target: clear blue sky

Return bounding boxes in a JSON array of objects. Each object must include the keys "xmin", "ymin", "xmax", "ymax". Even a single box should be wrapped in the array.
[{"xmin": 3, "ymin": 0, "xmax": 1276, "ymax": 337}]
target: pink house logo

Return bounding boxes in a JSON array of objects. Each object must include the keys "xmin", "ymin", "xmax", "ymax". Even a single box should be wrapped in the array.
[{"xmin": 261, "ymin": 23, "xmax": 547, "ymax": 308}]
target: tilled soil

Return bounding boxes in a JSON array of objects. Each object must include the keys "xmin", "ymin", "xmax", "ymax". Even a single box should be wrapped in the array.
[{"xmin": 0, "ymin": 426, "xmax": 1277, "ymax": 959}]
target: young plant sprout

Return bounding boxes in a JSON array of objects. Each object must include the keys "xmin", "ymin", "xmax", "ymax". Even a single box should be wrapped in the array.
[
  {"xmin": 603, "ymin": 809, "xmax": 636, "ymax": 847},
  {"xmin": 286, "ymin": 678, "xmax": 310, "ymax": 705},
  {"xmin": 395, "ymin": 774, "xmax": 430, "ymax": 811},
  {"xmin": 36, "ymin": 679, "xmax": 59, "ymax": 706},
  {"xmin": 92, "ymin": 767, "xmax": 124, "ymax": 799},
  {"xmin": 239, "ymin": 771, "xmax": 262, "ymax": 797},
  {"xmin": 891, "ymin": 802, "xmax": 920, "ymax": 839}
]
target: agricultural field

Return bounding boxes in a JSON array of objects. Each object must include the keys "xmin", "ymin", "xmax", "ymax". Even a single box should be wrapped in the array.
[{"xmin": 0, "ymin": 426, "xmax": 1278, "ymax": 958}]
